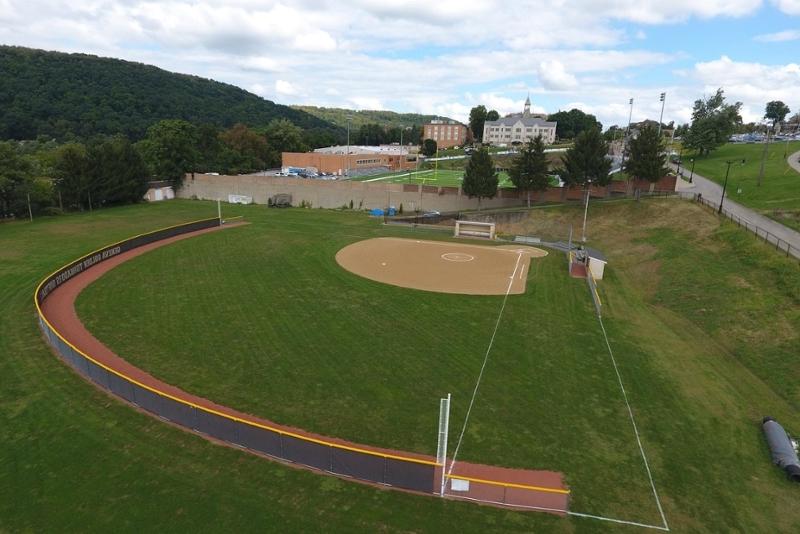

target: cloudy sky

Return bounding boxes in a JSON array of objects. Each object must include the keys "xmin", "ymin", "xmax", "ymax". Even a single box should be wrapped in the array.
[{"xmin": 2, "ymin": 0, "xmax": 799, "ymax": 127}]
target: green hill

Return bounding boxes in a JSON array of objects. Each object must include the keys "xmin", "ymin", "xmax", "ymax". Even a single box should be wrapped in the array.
[
  {"xmin": 292, "ymin": 105, "xmax": 454, "ymax": 130},
  {"xmin": 0, "ymin": 46, "xmax": 342, "ymax": 141}
]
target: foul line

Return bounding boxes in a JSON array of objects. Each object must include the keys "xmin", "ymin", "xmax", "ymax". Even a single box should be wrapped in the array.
[
  {"xmin": 443, "ymin": 495, "xmax": 669, "ymax": 531},
  {"xmin": 446, "ymin": 252, "xmax": 524, "ymax": 480},
  {"xmin": 597, "ymin": 316, "xmax": 670, "ymax": 531}
]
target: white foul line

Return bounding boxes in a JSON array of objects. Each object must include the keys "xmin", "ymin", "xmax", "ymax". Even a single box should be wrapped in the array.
[
  {"xmin": 442, "ymin": 494, "xmax": 669, "ymax": 531},
  {"xmin": 597, "ymin": 316, "xmax": 670, "ymax": 531},
  {"xmin": 446, "ymin": 252, "xmax": 524, "ymax": 480}
]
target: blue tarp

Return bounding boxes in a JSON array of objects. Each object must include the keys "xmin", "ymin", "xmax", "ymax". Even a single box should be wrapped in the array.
[{"xmin": 370, "ymin": 208, "xmax": 384, "ymax": 216}]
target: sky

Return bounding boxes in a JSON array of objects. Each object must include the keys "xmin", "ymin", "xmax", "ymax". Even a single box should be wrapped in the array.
[{"xmin": 1, "ymin": 0, "xmax": 799, "ymax": 127}]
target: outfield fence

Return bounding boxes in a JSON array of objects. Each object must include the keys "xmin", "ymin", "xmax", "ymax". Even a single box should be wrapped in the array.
[{"xmin": 35, "ymin": 217, "xmax": 437, "ymax": 495}]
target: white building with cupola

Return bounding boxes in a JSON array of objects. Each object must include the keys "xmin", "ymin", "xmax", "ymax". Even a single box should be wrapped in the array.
[{"xmin": 482, "ymin": 96, "xmax": 557, "ymax": 145}]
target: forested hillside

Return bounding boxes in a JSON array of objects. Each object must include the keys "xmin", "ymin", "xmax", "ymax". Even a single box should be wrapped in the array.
[
  {"xmin": 292, "ymin": 106, "xmax": 450, "ymax": 130},
  {"xmin": 0, "ymin": 46, "xmax": 342, "ymax": 141}
]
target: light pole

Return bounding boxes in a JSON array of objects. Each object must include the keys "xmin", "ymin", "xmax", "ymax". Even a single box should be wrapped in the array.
[
  {"xmin": 345, "ymin": 115, "xmax": 352, "ymax": 177},
  {"xmin": 657, "ymin": 92, "xmax": 666, "ymax": 137},
  {"xmin": 399, "ymin": 126, "xmax": 411, "ymax": 171},
  {"xmin": 581, "ymin": 179, "xmax": 592, "ymax": 242},
  {"xmin": 688, "ymin": 157, "xmax": 695, "ymax": 183},
  {"xmin": 622, "ymin": 98, "xmax": 633, "ymax": 167},
  {"xmin": 757, "ymin": 121, "xmax": 771, "ymax": 187},
  {"xmin": 719, "ymin": 159, "xmax": 745, "ymax": 214}
]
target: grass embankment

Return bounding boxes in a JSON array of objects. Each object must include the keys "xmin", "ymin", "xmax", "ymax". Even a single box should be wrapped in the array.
[
  {"xmin": 686, "ymin": 141, "xmax": 800, "ymax": 230},
  {"xmin": 2, "ymin": 198, "xmax": 798, "ymax": 532}
]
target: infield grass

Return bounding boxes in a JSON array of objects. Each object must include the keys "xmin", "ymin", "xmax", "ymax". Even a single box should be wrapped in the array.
[{"xmin": 1, "ymin": 198, "xmax": 798, "ymax": 532}]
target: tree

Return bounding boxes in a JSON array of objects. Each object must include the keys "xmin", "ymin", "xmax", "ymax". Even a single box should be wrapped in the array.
[
  {"xmin": 683, "ymin": 89, "xmax": 742, "ymax": 156},
  {"xmin": 557, "ymin": 128, "xmax": 612, "ymax": 186},
  {"xmin": 0, "ymin": 141, "xmax": 34, "ymax": 217},
  {"xmin": 462, "ymin": 148, "xmax": 498, "ymax": 209},
  {"xmin": 486, "ymin": 110, "xmax": 500, "ymax": 121},
  {"xmin": 508, "ymin": 136, "xmax": 549, "ymax": 207},
  {"xmin": 53, "ymin": 142, "xmax": 91, "ymax": 210},
  {"xmin": 137, "ymin": 120, "xmax": 199, "ymax": 189},
  {"xmin": 765, "ymin": 101, "xmax": 791, "ymax": 126},
  {"xmin": 422, "ymin": 138, "xmax": 437, "ymax": 157},
  {"xmin": 469, "ymin": 105, "xmax": 488, "ymax": 142},
  {"xmin": 220, "ymin": 123, "xmax": 270, "ymax": 173},
  {"xmin": 86, "ymin": 137, "xmax": 149, "ymax": 205},
  {"xmin": 623, "ymin": 124, "xmax": 667, "ymax": 183},
  {"xmin": 263, "ymin": 119, "xmax": 308, "ymax": 168},
  {"xmin": 547, "ymin": 109, "xmax": 602, "ymax": 140}
]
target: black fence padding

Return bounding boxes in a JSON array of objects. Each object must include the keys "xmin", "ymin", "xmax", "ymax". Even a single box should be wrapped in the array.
[
  {"xmin": 160, "ymin": 396, "xmax": 197, "ymax": 428},
  {"xmin": 331, "ymin": 448, "xmax": 386, "ymax": 484},
  {"xmin": 85, "ymin": 359, "xmax": 110, "ymax": 390},
  {"xmin": 194, "ymin": 410, "xmax": 239, "ymax": 443},
  {"xmin": 106, "ymin": 372, "xmax": 136, "ymax": 403},
  {"xmin": 132, "ymin": 385, "xmax": 162, "ymax": 415},
  {"xmin": 385, "ymin": 458, "xmax": 435, "ymax": 493},
  {"xmin": 237, "ymin": 424, "xmax": 283, "ymax": 457},
  {"xmin": 282, "ymin": 434, "xmax": 333, "ymax": 471}
]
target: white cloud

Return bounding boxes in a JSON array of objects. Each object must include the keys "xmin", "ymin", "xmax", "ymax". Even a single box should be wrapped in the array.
[
  {"xmin": 772, "ymin": 0, "xmax": 800, "ymax": 15},
  {"xmin": 754, "ymin": 29, "xmax": 800, "ymax": 42},
  {"xmin": 691, "ymin": 56, "xmax": 800, "ymax": 122},
  {"xmin": 274, "ymin": 79, "xmax": 299, "ymax": 96},
  {"xmin": 537, "ymin": 60, "xmax": 579, "ymax": 90}
]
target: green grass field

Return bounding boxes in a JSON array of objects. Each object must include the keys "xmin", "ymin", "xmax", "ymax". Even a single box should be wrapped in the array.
[
  {"xmin": 2, "ymin": 199, "xmax": 799, "ymax": 532},
  {"xmin": 349, "ymin": 168, "xmax": 515, "ymax": 188},
  {"xmin": 686, "ymin": 141, "xmax": 800, "ymax": 231}
]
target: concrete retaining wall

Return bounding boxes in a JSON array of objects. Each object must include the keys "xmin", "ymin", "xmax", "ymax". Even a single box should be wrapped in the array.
[{"xmin": 177, "ymin": 173, "xmax": 678, "ymax": 211}]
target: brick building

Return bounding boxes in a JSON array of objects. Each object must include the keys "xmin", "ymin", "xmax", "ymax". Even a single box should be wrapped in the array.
[
  {"xmin": 423, "ymin": 120, "xmax": 468, "ymax": 149},
  {"xmin": 282, "ymin": 145, "xmax": 415, "ymax": 175}
]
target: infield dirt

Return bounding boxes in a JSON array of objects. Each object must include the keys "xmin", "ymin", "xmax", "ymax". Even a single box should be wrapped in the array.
[{"xmin": 335, "ymin": 237, "xmax": 547, "ymax": 295}]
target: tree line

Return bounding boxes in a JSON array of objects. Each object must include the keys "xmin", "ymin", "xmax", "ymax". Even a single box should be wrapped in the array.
[{"xmin": 0, "ymin": 119, "xmax": 310, "ymax": 219}]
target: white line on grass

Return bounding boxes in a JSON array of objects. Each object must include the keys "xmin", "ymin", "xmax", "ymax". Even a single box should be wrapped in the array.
[
  {"xmin": 442, "ymin": 495, "xmax": 669, "ymax": 531},
  {"xmin": 446, "ymin": 252, "xmax": 523, "ymax": 480},
  {"xmin": 363, "ymin": 170, "xmax": 434, "ymax": 182},
  {"xmin": 597, "ymin": 316, "xmax": 670, "ymax": 531}
]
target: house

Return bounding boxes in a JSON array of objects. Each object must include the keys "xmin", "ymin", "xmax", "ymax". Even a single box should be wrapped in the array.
[{"xmin": 482, "ymin": 96, "xmax": 557, "ymax": 145}]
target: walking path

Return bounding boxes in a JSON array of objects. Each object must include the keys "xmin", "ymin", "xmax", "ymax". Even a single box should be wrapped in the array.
[
  {"xmin": 671, "ymin": 159, "xmax": 800, "ymax": 260},
  {"xmin": 788, "ymin": 150, "xmax": 800, "ymax": 174}
]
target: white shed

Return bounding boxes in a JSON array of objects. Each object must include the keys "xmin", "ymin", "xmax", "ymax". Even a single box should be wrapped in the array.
[
  {"xmin": 586, "ymin": 248, "xmax": 608, "ymax": 280},
  {"xmin": 144, "ymin": 181, "xmax": 175, "ymax": 202}
]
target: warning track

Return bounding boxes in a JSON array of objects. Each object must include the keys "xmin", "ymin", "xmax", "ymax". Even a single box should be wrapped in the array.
[{"xmin": 36, "ymin": 222, "xmax": 569, "ymax": 513}]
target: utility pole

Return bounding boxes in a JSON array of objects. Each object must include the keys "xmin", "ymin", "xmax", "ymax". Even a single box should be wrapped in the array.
[
  {"xmin": 757, "ymin": 122, "xmax": 771, "ymax": 187},
  {"xmin": 346, "ymin": 115, "xmax": 352, "ymax": 177},
  {"xmin": 720, "ymin": 159, "xmax": 745, "ymax": 214},
  {"xmin": 657, "ymin": 92, "xmax": 666, "ymax": 137},
  {"xmin": 581, "ymin": 180, "xmax": 592, "ymax": 242}
]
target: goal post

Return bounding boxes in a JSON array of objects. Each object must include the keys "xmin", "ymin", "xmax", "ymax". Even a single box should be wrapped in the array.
[{"xmin": 454, "ymin": 220, "xmax": 496, "ymax": 240}]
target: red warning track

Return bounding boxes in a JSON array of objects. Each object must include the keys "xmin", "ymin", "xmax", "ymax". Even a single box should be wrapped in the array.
[{"xmin": 37, "ymin": 223, "xmax": 569, "ymax": 513}]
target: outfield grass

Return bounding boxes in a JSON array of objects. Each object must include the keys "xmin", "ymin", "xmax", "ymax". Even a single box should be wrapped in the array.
[
  {"xmin": 74, "ymin": 207, "xmax": 660, "ymax": 521},
  {"xmin": 2, "ymin": 199, "xmax": 799, "ymax": 532},
  {"xmin": 686, "ymin": 141, "xmax": 800, "ymax": 231}
]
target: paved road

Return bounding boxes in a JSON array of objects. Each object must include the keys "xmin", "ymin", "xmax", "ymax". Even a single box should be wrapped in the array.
[{"xmin": 672, "ymin": 160, "xmax": 800, "ymax": 259}]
